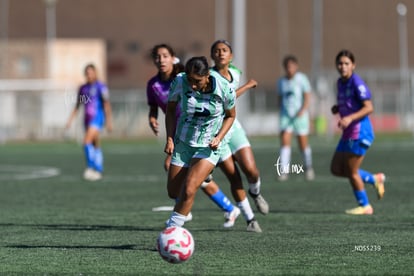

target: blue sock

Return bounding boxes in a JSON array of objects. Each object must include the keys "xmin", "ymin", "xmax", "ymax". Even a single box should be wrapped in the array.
[
  {"xmin": 353, "ymin": 190, "xmax": 370, "ymax": 206},
  {"xmin": 94, "ymin": 147, "xmax": 104, "ymax": 172},
  {"xmin": 210, "ymin": 190, "xmax": 234, "ymax": 212},
  {"xmin": 358, "ymin": 169, "xmax": 375, "ymax": 185},
  {"xmin": 83, "ymin": 144, "xmax": 95, "ymax": 169}
]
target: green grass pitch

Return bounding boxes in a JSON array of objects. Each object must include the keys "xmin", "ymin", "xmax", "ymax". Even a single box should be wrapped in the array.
[{"xmin": 0, "ymin": 134, "xmax": 413, "ymax": 275}]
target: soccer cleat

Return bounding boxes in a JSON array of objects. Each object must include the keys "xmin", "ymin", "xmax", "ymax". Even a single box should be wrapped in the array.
[
  {"xmin": 277, "ymin": 174, "xmax": 288, "ymax": 182},
  {"xmin": 223, "ymin": 207, "xmax": 240, "ymax": 228},
  {"xmin": 305, "ymin": 168, "xmax": 315, "ymax": 181},
  {"xmin": 374, "ymin": 173, "xmax": 386, "ymax": 200},
  {"xmin": 345, "ymin": 204, "xmax": 374, "ymax": 215},
  {"xmin": 83, "ymin": 168, "xmax": 95, "ymax": 180},
  {"xmin": 246, "ymin": 219, "xmax": 262, "ymax": 233},
  {"xmin": 248, "ymin": 191, "xmax": 269, "ymax": 215},
  {"xmin": 83, "ymin": 168, "xmax": 102, "ymax": 181}
]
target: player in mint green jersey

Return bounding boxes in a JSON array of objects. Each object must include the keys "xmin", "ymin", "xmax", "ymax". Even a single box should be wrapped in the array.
[
  {"xmin": 165, "ymin": 56, "xmax": 236, "ymax": 229},
  {"xmin": 147, "ymin": 44, "xmax": 239, "ymax": 227},
  {"xmin": 210, "ymin": 40, "xmax": 269, "ymax": 232},
  {"xmin": 276, "ymin": 55, "xmax": 314, "ymax": 181}
]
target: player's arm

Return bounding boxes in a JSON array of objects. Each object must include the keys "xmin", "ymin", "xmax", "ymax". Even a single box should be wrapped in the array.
[
  {"xmin": 65, "ymin": 94, "xmax": 81, "ymax": 129},
  {"xmin": 236, "ymin": 79, "xmax": 258, "ymax": 98},
  {"xmin": 103, "ymin": 99, "xmax": 113, "ymax": 132},
  {"xmin": 209, "ymin": 106, "xmax": 236, "ymax": 150},
  {"xmin": 164, "ymin": 101, "xmax": 178, "ymax": 155},
  {"xmin": 148, "ymin": 105, "xmax": 159, "ymax": 136},
  {"xmin": 296, "ymin": 92, "xmax": 310, "ymax": 117},
  {"xmin": 338, "ymin": 100, "xmax": 373, "ymax": 130}
]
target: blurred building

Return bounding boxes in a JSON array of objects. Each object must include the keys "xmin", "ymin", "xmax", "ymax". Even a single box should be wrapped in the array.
[{"xmin": 1, "ymin": 0, "xmax": 413, "ymax": 139}]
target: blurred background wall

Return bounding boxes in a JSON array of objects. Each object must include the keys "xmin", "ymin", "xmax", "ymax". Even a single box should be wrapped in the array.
[{"xmin": 0, "ymin": 0, "xmax": 413, "ymax": 141}]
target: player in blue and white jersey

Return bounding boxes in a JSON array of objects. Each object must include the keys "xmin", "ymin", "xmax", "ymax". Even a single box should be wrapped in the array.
[
  {"xmin": 164, "ymin": 56, "xmax": 236, "ymax": 229},
  {"xmin": 66, "ymin": 64, "xmax": 113, "ymax": 181},
  {"xmin": 330, "ymin": 50, "xmax": 385, "ymax": 215},
  {"xmin": 276, "ymin": 55, "xmax": 314, "ymax": 181}
]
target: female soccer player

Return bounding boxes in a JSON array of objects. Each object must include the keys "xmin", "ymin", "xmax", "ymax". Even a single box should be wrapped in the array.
[
  {"xmin": 65, "ymin": 64, "xmax": 113, "ymax": 181},
  {"xmin": 276, "ymin": 55, "xmax": 314, "ymax": 181},
  {"xmin": 330, "ymin": 49, "xmax": 385, "ymax": 215},
  {"xmin": 147, "ymin": 45, "xmax": 240, "ymax": 227},
  {"xmin": 210, "ymin": 40, "xmax": 269, "ymax": 224},
  {"xmin": 164, "ymin": 56, "xmax": 236, "ymax": 229}
]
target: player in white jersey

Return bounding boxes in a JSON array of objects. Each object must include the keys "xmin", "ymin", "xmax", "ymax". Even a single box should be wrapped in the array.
[
  {"xmin": 276, "ymin": 55, "xmax": 314, "ymax": 181},
  {"xmin": 209, "ymin": 40, "xmax": 269, "ymax": 232},
  {"xmin": 164, "ymin": 56, "xmax": 236, "ymax": 229}
]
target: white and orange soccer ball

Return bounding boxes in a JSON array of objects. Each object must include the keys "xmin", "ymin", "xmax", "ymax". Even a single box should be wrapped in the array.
[{"xmin": 157, "ymin": 226, "xmax": 194, "ymax": 264}]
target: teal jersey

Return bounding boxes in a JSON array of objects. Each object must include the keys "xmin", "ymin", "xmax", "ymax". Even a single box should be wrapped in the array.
[
  {"xmin": 277, "ymin": 72, "xmax": 311, "ymax": 117},
  {"xmin": 169, "ymin": 71, "xmax": 236, "ymax": 147},
  {"xmin": 211, "ymin": 65, "xmax": 245, "ymax": 142}
]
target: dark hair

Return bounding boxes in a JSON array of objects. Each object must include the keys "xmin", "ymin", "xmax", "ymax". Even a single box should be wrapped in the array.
[
  {"xmin": 84, "ymin": 63, "xmax": 96, "ymax": 74},
  {"xmin": 210, "ymin": 39, "xmax": 233, "ymax": 58},
  {"xmin": 185, "ymin": 56, "xmax": 209, "ymax": 76},
  {"xmin": 151, "ymin": 43, "xmax": 184, "ymax": 77},
  {"xmin": 335, "ymin": 49, "xmax": 355, "ymax": 64},
  {"xmin": 282, "ymin": 55, "xmax": 298, "ymax": 68}
]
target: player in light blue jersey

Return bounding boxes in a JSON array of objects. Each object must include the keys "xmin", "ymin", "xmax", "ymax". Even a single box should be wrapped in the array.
[
  {"xmin": 165, "ymin": 56, "xmax": 236, "ymax": 229},
  {"xmin": 209, "ymin": 40, "xmax": 270, "ymax": 232},
  {"xmin": 277, "ymin": 55, "xmax": 314, "ymax": 181},
  {"xmin": 330, "ymin": 50, "xmax": 385, "ymax": 215},
  {"xmin": 66, "ymin": 64, "xmax": 113, "ymax": 181},
  {"xmin": 147, "ymin": 44, "xmax": 239, "ymax": 227}
]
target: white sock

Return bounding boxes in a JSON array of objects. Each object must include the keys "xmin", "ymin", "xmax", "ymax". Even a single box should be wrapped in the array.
[
  {"xmin": 302, "ymin": 146, "xmax": 312, "ymax": 170},
  {"xmin": 249, "ymin": 177, "xmax": 261, "ymax": 195},
  {"xmin": 166, "ymin": 211, "xmax": 186, "ymax": 227},
  {"xmin": 280, "ymin": 146, "xmax": 291, "ymax": 174},
  {"xmin": 237, "ymin": 197, "xmax": 255, "ymax": 222}
]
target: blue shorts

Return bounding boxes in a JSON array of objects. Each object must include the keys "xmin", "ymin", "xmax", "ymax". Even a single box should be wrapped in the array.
[
  {"xmin": 336, "ymin": 138, "xmax": 371, "ymax": 156},
  {"xmin": 85, "ymin": 114, "xmax": 105, "ymax": 131}
]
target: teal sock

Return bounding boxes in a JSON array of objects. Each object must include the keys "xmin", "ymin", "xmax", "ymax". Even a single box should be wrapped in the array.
[
  {"xmin": 83, "ymin": 144, "xmax": 95, "ymax": 169},
  {"xmin": 353, "ymin": 190, "xmax": 369, "ymax": 206},
  {"xmin": 359, "ymin": 169, "xmax": 375, "ymax": 185},
  {"xmin": 94, "ymin": 147, "xmax": 103, "ymax": 172},
  {"xmin": 210, "ymin": 190, "xmax": 234, "ymax": 212}
]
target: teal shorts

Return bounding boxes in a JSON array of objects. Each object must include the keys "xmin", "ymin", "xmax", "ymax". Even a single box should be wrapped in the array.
[
  {"xmin": 228, "ymin": 121, "xmax": 250, "ymax": 154},
  {"xmin": 171, "ymin": 140, "xmax": 223, "ymax": 167},
  {"xmin": 279, "ymin": 113, "xmax": 310, "ymax": 135}
]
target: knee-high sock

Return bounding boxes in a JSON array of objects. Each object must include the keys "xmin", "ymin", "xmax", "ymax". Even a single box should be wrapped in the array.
[
  {"xmin": 279, "ymin": 146, "xmax": 291, "ymax": 174},
  {"xmin": 302, "ymin": 146, "xmax": 312, "ymax": 170},
  {"xmin": 353, "ymin": 189, "xmax": 369, "ymax": 206},
  {"xmin": 84, "ymin": 144, "xmax": 95, "ymax": 169},
  {"xmin": 237, "ymin": 197, "xmax": 255, "ymax": 222},
  {"xmin": 248, "ymin": 177, "xmax": 261, "ymax": 195},
  {"xmin": 358, "ymin": 169, "xmax": 375, "ymax": 185},
  {"xmin": 209, "ymin": 189, "xmax": 234, "ymax": 212},
  {"xmin": 94, "ymin": 147, "xmax": 104, "ymax": 172}
]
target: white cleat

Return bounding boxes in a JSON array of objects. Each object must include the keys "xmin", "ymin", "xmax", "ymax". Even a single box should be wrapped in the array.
[
  {"xmin": 223, "ymin": 207, "xmax": 241, "ymax": 228},
  {"xmin": 83, "ymin": 168, "xmax": 102, "ymax": 181}
]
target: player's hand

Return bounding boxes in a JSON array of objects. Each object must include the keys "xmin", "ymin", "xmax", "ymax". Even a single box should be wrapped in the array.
[
  {"xmin": 247, "ymin": 79, "xmax": 258, "ymax": 89},
  {"xmin": 106, "ymin": 121, "xmax": 113, "ymax": 133},
  {"xmin": 209, "ymin": 137, "xmax": 221, "ymax": 150},
  {"xmin": 331, "ymin": 105, "xmax": 339, "ymax": 114},
  {"xmin": 338, "ymin": 116, "xmax": 352, "ymax": 130},
  {"xmin": 164, "ymin": 138, "xmax": 174, "ymax": 155},
  {"xmin": 149, "ymin": 118, "xmax": 159, "ymax": 136}
]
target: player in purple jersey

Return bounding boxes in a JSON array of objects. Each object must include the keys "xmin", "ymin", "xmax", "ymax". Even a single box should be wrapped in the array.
[
  {"xmin": 66, "ymin": 64, "xmax": 113, "ymax": 181},
  {"xmin": 330, "ymin": 50, "xmax": 385, "ymax": 215},
  {"xmin": 147, "ymin": 44, "xmax": 240, "ymax": 227}
]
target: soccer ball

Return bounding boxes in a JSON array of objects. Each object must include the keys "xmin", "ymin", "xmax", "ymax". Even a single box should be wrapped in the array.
[{"xmin": 157, "ymin": 226, "xmax": 194, "ymax": 264}]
